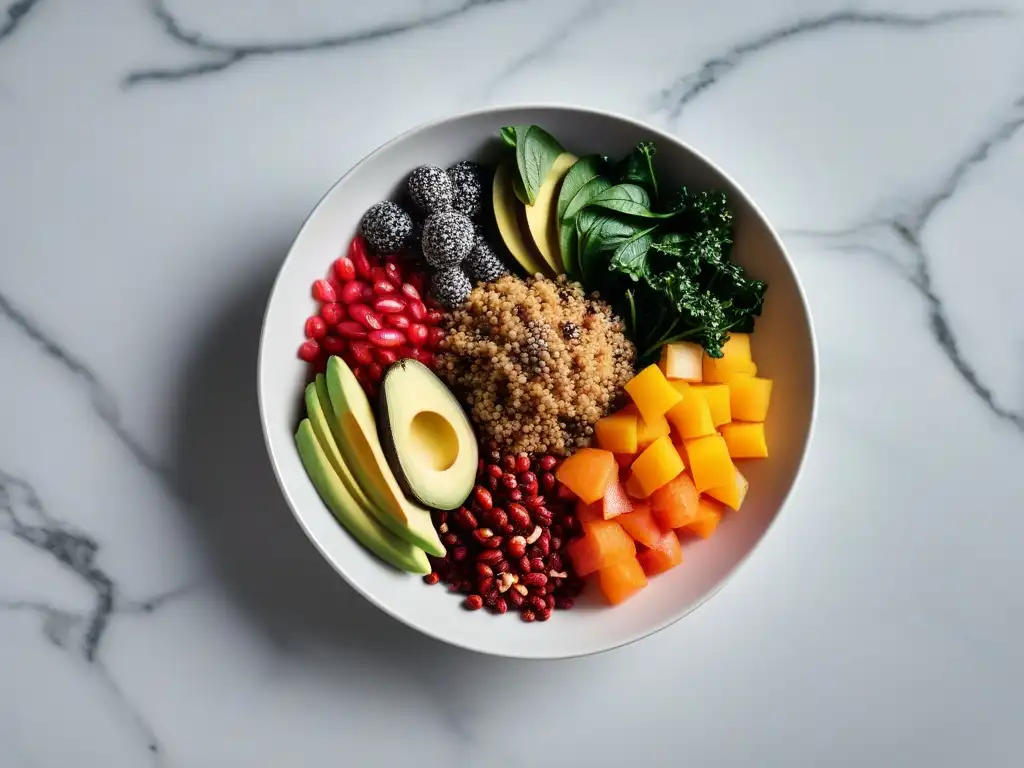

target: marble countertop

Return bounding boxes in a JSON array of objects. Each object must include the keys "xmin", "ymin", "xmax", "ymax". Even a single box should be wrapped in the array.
[{"xmin": 2, "ymin": 1, "xmax": 1022, "ymax": 765}]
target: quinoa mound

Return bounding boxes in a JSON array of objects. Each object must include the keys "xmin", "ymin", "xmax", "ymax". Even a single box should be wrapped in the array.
[{"xmin": 437, "ymin": 274, "xmax": 636, "ymax": 456}]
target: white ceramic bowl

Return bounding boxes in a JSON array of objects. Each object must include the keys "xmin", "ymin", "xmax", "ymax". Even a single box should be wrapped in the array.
[{"xmin": 258, "ymin": 105, "xmax": 817, "ymax": 659}]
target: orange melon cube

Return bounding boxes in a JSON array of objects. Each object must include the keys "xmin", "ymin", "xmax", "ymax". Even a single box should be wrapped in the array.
[
  {"xmin": 636, "ymin": 412, "xmax": 671, "ymax": 449},
  {"xmin": 595, "ymin": 409, "xmax": 638, "ymax": 454},
  {"xmin": 566, "ymin": 519, "xmax": 636, "ymax": 577},
  {"xmin": 556, "ymin": 448, "xmax": 617, "ymax": 504},
  {"xmin": 706, "ymin": 465, "xmax": 749, "ymax": 510},
  {"xmin": 682, "ymin": 435, "xmax": 735, "ymax": 492},
  {"xmin": 721, "ymin": 333, "xmax": 752, "ymax": 361},
  {"xmin": 729, "ymin": 376, "xmax": 773, "ymax": 422},
  {"xmin": 598, "ymin": 556, "xmax": 648, "ymax": 604},
  {"xmin": 650, "ymin": 471, "xmax": 700, "ymax": 529},
  {"xmin": 616, "ymin": 504, "xmax": 664, "ymax": 547},
  {"xmin": 691, "ymin": 384, "xmax": 731, "ymax": 427},
  {"xmin": 687, "ymin": 496, "xmax": 725, "ymax": 538},
  {"xmin": 666, "ymin": 390, "xmax": 716, "ymax": 439},
  {"xmin": 703, "ymin": 356, "xmax": 757, "ymax": 383},
  {"xmin": 637, "ymin": 530, "xmax": 683, "ymax": 575},
  {"xmin": 601, "ymin": 475, "xmax": 634, "ymax": 520},
  {"xmin": 631, "ymin": 436, "xmax": 685, "ymax": 497},
  {"xmin": 659, "ymin": 342, "xmax": 703, "ymax": 382},
  {"xmin": 625, "ymin": 364, "xmax": 683, "ymax": 423},
  {"xmin": 624, "ymin": 472, "xmax": 650, "ymax": 499},
  {"xmin": 720, "ymin": 422, "xmax": 768, "ymax": 459}
]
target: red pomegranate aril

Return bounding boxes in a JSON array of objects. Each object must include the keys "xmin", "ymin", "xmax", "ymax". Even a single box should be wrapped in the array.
[
  {"xmin": 457, "ymin": 507, "xmax": 478, "ymax": 530},
  {"xmin": 539, "ymin": 456, "xmax": 558, "ymax": 471},
  {"xmin": 487, "ymin": 464, "xmax": 503, "ymax": 479},
  {"xmin": 370, "ymin": 266, "xmax": 388, "ymax": 282},
  {"xmin": 524, "ymin": 495, "xmax": 545, "ymax": 510},
  {"xmin": 537, "ymin": 531, "xmax": 551, "ymax": 556},
  {"xmin": 333, "ymin": 256, "xmax": 357, "ymax": 282},
  {"xmin": 360, "ymin": 282, "xmax": 375, "ymax": 301},
  {"xmin": 528, "ymin": 595, "xmax": 547, "ymax": 612},
  {"xmin": 534, "ymin": 508, "xmax": 553, "ymax": 526},
  {"xmin": 494, "ymin": 558, "xmax": 511, "ymax": 574},
  {"xmin": 336, "ymin": 321, "xmax": 368, "ymax": 339},
  {"xmin": 320, "ymin": 302, "xmax": 344, "ymax": 325},
  {"xmin": 340, "ymin": 280, "xmax": 365, "ymax": 304},
  {"xmin": 555, "ymin": 597, "xmax": 574, "ymax": 610},
  {"xmin": 515, "ymin": 455, "xmax": 531, "ymax": 473},
  {"xmin": 508, "ymin": 536, "xmax": 527, "ymax": 559},
  {"xmin": 507, "ymin": 488, "xmax": 522, "ymax": 502},
  {"xmin": 312, "ymin": 279, "xmax": 336, "ymax": 303},
  {"xmin": 518, "ymin": 471, "xmax": 537, "ymax": 488},
  {"xmin": 305, "ymin": 316, "xmax": 328, "ymax": 339},
  {"xmin": 488, "ymin": 508, "xmax": 508, "ymax": 530},
  {"xmin": 523, "ymin": 573, "xmax": 548, "ymax": 588},
  {"xmin": 549, "ymin": 553, "xmax": 563, "ymax": 572},
  {"xmin": 502, "ymin": 456, "xmax": 516, "ymax": 472},
  {"xmin": 349, "ymin": 341, "xmax": 373, "ymax": 366},
  {"xmin": 537, "ymin": 608, "xmax": 552, "ymax": 622},
  {"xmin": 347, "ymin": 303, "xmax": 381, "ymax": 329},
  {"xmin": 487, "ymin": 476, "xmax": 499, "ymax": 491},
  {"xmin": 384, "ymin": 262, "xmax": 403, "ymax": 285},
  {"xmin": 407, "ymin": 299, "xmax": 426, "ymax": 322},
  {"xmin": 477, "ymin": 549, "xmax": 502, "ymax": 565},
  {"xmin": 373, "ymin": 297, "xmax": 405, "ymax": 314},
  {"xmin": 426, "ymin": 308, "xmax": 446, "ymax": 325},
  {"xmin": 465, "ymin": 595, "xmax": 483, "ymax": 611},
  {"xmin": 365, "ymin": 362, "xmax": 384, "ymax": 382},
  {"xmin": 349, "ymin": 236, "xmax": 372, "ymax": 277},
  {"xmin": 407, "ymin": 322, "xmax": 429, "ymax": 347},
  {"xmin": 509, "ymin": 589, "xmax": 524, "ymax": 607},
  {"xmin": 387, "ymin": 314, "xmax": 411, "ymax": 331},
  {"xmin": 475, "ymin": 562, "xmax": 493, "ymax": 579},
  {"xmin": 423, "ymin": 572, "xmax": 440, "ymax": 585},
  {"xmin": 298, "ymin": 339, "xmax": 320, "ymax": 362},
  {"xmin": 322, "ymin": 335, "xmax": 344, "ymax": 355},
  {"xmin": 474, "ymin": 486, "xmax": 493, "ymax": 511},
  {"xmin": 375, "ymin": 348, "xmax": 399, "ymax": 366},
  {"xmin": 494, "ymin": 597, "xmax": 508, "ymax": 614},
  {"xmin": 521, "ymin": 609, "xmax": 536, "ymax": 623},
  {"xmin": 369, "ymin": 329, "xmax": 405, "ymax": 348},
  {"xmin": 452, "ymin": 546, "xmax": 468, "ymax": 562},
  {"xmin": 410, "ymin": 349, "xmax": 434, "ymax": 367},
  {"xmin": 374, "ymin": 279, "xmax": 397, "ymax": 296},
  {"xmin": 442, "ymin": 532, "xmax": 459, "ymax": 548},
  {"xmin": 519, "ymin": 556, "xmax": 532, "ymax": 573},
  {"xmin": 427, "ymin": 326, "xmax": 446, "ymax": 348},
  {"xmin": 501, "ymin": 474, "xmax": 518, "ymax": 490},
  {"xmin": 530, "ymin": 557, "xmax": 545, "ymax": 572},
  {"xmin": 478, "ymin": 577, "xmax": 494, "ymax": 595},
  {"xmin": 400, "ymin": 282, "xmax": 421, "ymax": 301},
  {"xmin": 541, "ymin": 472, "xmax": 557, "ymax": 491},
  {"xmin": 508, "ymin": 505, "xmax": 531, "ymax": 530}
]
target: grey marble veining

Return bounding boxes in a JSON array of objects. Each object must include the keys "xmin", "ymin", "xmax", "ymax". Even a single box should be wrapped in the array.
[{"xmin": 1, "ymin": 1, "xmax": 1022, "ymax": 766}]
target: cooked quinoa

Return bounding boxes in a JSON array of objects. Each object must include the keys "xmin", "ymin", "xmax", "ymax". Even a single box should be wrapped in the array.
[{"xmin": 437, "ymin": 274, "xmax": 636, "ymax": 455}]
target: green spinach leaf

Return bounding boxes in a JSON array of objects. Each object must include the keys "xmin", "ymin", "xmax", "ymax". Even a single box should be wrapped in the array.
[
  {"xmin": 614, "ymin": 142, "xmax": 659, "ymax": 204},
  {"xmin": 511, "ymin": 125, "xmax": 564, "ymax": 205},
  {"xmin": 500, "ymin": 126, "xmax": 517, "ymax": 148},
  {"xmin": 557, "ymin": 155, "xmax": 604, "ymax": 221},
  {"xmin": 609, "ymin": 225, "xmax": 658, "ymax": 280}
]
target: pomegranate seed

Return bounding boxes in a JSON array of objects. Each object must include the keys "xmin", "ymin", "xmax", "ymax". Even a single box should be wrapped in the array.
[
  {"xmin": 370, "ymin": 266, "xmax": 388, "ymax": 282},
  {"xmin": 519, "ymin": 556, "xmax": 532, "ymax": 573},
  {"xmin": 529, "ymin": 557, "xmax": 545, "ymax": 572},
  {"xmin": 507, "ymin": 489, "xmax": 522, "ymax": 501},
  {"xmin": 333, "ymin": 256, "xmax": 356, "ymax": 282},
  {"xmin": 426, "ymin": 308, "xmax": 446, "ymax": 325},
  {"xmin": 298, "ymin": 340, "xmax": 320, "ymax": 362},
  {"xmin": 502, "ymin": 456, "xmax": 517, "ymax": 472},
  {"xmin": 349, "ymin": 341, "xmax": 373, "ymax": 366},
  {"xmin": 410, "ymin": 349, "xmax": 433, "ymax": 367},
  {"xmin": 336, "ymin": 321, "xmax": 368, "ymax": 339},
  {"xmin": 400, "ymin": 282, "xmax": 421, "ymax": 301},
  {"xmin": 494, "ymin": 597, "xmax": 508, "ymax": 614},
  {"xmin": 523, "ymin": 573, "xmax": 548, "ymax": 588},
  {"xmin": 349, "ymin": 236, "xmax": 372, "ymax": 278},
  {"xmin": 404, "ymin": 322, "xmax": 427, "ymax": 347},
  {"xmin": 537, "ymin": 608, "xmax": 552, "ymax": 622},
  {"xmin": 518, "ymin": 471, "xmax": 537, "ymax": 488},
  {"xmin": 423, "ymin": 572, "xmax": 440, "ymax": 585},
  {"xmin": 452, "ymin": 546, "xmax": 468, "ymax": 562},
  {"xmin": 365, "ymin": 362, "xmax": 384, "ymax": 382},
  {"xmin": 507, "ymin": 536, "xmax": 527, "ymax": 558},
  {"xmin": 387, "ymin": 314, "xmax": 411, "ymax": 330},
  {"xmin": 488, "ymin": 508, "xmax": 508, "ymax": 530},
  {"xmin": 376, "ymin": 348, "xmax": 399, "ymax": 366},
  {"xmin": 515, "ymin": 455, "xmax": 531, "ymax": 473},
  {"xmin": 320, "ymin": 302, "xmax": 344, "ymax": 325},
  {"xmin": 529, "ymin": 595, "xmax": 547, "ymax": 612},
  {"xmin": 360, "ymin": 282, "xmax": 375, "ymax": 301},
  {"xmin": 557, "ymin": 484, "xmax": 576, "ymax": 501},
  {"xmin": 521, "ymin": 610, "xmax": 536, "ymax": 623},
  {"xmin": 474, "ymin": 486, "xmax": 493, "ymax": 511},
  {"xmin": 384, "ymin": 262, "xmax": 403, "ymax": 285},
  {"xmin": 494, "ymin": 558, "xmax": 511, "ymax": 574},
  {"xmin": 427, "ymin": 327, "xmax": 446, "ymax": 348},
  {"xmin": 407, "ymin": 300, "xmax": 426, "ymax": 322},
  {"xmin": 442, "ymin": 532, "xmax": 459, "ymax": 547},
  {"xmin": 369, "ymin": 329, "xmax": 405, "ymax": 348},
  {"xmin": 475, "ymin": 562, "xmax": 493, "ymax": 579},
  {"xmin": 537, "ymin": 532, "xmax": 551, "ymax": 556},
  {"xmin": 477, "ymin": 549, "xmax": 502, "ymax": 565},
  {"xmin": 501, "ymin": 474, "xmax": 518, "ymax": 490},
  {"xmin": 340, "ymin": 280, "xmax": 365, "ymax": 304},
  {"xmin": 374, "ymin": 279, "xmax": 397, "ymax": 296},
  {"xmin": 534, "ymin": 508, "xmax": 553, "ymax": 526},
  {"xmin": 457, "ymin": 507, "xmax": 478, "ymax": 530},
  {"xmin": 555, "ymin": 597, "xmax": 574, "ymax": 610},
  {"xmin": 312, "ymin": 279, "xmax": 336, "ymax": 303},
  {"xmin": 550, "ymin": 553, "xmax": 563, "ymax": 571},
  {"xmin": 541, "ymin": 473, "xmax": 557, "ymax": 491},
  {"xmin": 348, "ymin": 304, "xmax": 384, "ymax": 330},
  {"xmin": 304, "ymin": 316, "xmax": 327, "ymax": 339},
  {"xmin": 322, "ymin": 335, "xmax": 344, "ymax": 355},
  {"xmin": 374, "ymin": 297, "xmax": 405, "ymax": 314},
  {"xmin": 487, "ymin": 476, "xmax": 499, "ymax": 491},
  {"xmin": 524, "ymin": 495, "xmax": 545, "ymax": 510},
  {"xmin": 478, "ymin": 577, "xmax": 495, "ymax": 595},
  {"xmin": 465, "ymin": 595, "xmax": 483, "ymax": 611},
  {"xmin": 487, "ymin": 464, "xmax": 503, "ymax": 479},
  {"xmin": 507, "ymin": 504, "xmax": 531, "ymax": 530},
  {"xmin": 509, "ymin": 589, "xmax": 524, "ymax": 607},
  {"xmin": 539, "ymin": 456, "xmax": 558, "ymax": 471}
]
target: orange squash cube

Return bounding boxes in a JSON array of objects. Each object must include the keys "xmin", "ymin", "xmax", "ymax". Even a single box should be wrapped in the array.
[
  {"xmin": 703, "ymin": 356, "xmax": 757, "ymax": 383},
  {"xmin": 721, "ymin": 333, "xmax": 751, "ymax": 361},
  {"xmin": 650, "ymin": 471, "xmax": 700, "ymax": 529},
  {"xmin": 687, "ymin": 496, "xmax": 725, "ymax": 538},
  {"xmin": 624, "ymin": 472, "xmax": 650, "ymax": 499},
  {"xmin": 631, "ymin": 436, "xmax": 685, "ymax": 497},
  {"xmin": 720, "ymin": 422, "xmax": 768, "ymax": 459},
  {"xmin": 691, "ymin": 384, "xmax": 731, "ymax": 427},
  {"xmin": 666, "ymin": 391, "xmax": 716, "ymax": 439},
  {"xmin": 682, "ymin": 435, "xmax": 735, "ymax": 492},
  {"xmin": 705, "ymin": 465, "xmax": 748, "ymax": 510},
  {"xmin": 659, "ymin": 342, "xmax": 703, "ymax": 382},
  {"xmin": 598, "ymin": 556, "xmax": 648, "ymax": 604},
  {"xmin": 729, "ymin": 376, "xmax": 773, "ymax": 422},
  {"xmin": 595, "ymin": 409, "xmax": 638, "ymax": 454},
  {"xmin": 601, "ymin": 475, "xmax": 634, "ymax": 520},
  {"xmin": 566, "ymin": 519, "xmax": 636, "ymax": 577},
  {"xmin": 616, "ymin": 504, "xmax": 664, "ymax": 547},
  {"xmin": 556, "ymin": 448, "xmax": 617, "ymax": 504},
  {"xmin": 637, "ymin": 530, "xmax": 683, "ymax": 575},
  {"xmin": 625, "ymin": 364, "xmax": 684, "ymax": 423}
]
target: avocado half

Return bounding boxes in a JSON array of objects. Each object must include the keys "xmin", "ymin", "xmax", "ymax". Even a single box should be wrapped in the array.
[{"xmin": 378, "ymin": 359, "xmax": 478, "ymax": 511}]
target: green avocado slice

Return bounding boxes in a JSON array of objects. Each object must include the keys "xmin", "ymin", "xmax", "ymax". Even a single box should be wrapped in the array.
[
  {"xmin": 307, "ymin": 376, "xmax": 375, "ymax": 513},
  {"xmin": 294, "ymin": 419, "xmax": 429, "ymax": 574}
]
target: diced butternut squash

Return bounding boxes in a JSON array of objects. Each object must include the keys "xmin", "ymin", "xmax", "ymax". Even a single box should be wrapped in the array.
[
  {"xmin": 706, "ymin": 465, "xmax": 749, "ymax": 510},
  {"xmin": 721, "ymin": 333, "xmax": 751, "ymax": 361},
  {"xmin": 702, "ymin": 356, "xmax": 757, "ymax": 383},
  {"xmin": 636, "ymin": 411, "xmax": 671, "ymax": 450},
  {"xmin": 598, "ymin": 556, "xmax": 648, "ymax": 604},
  {"xmin": 614, "ymin": 452, "xmax": 635, "ymax": 469},
  {"xmin": 631, "ymin": 436, "xmax": 685, "ymax": 497},
  {"xmin": 729, "ymin": 376, "xmax": 773, "ymax": 422},
  {"xmin": 601, "ymin": 475, "xmax": 634, "ymax": 520},
  {"xmin": 624, "ymin": 472, "xmax": 650, "ymax": 499},
  {"xmin": 616, "ymin": 504, "xmax": 664, "ymax": 547},
  {"xmin": 687, "ymin": 496, "xmax": 725, "ymax": 538},
  {"xmin": 659, "ymin": 342, "xmax": 703, "ymax": 382},
  {"xmin": 650, "ymin": 472, "xmax": 700, "ymax": 529},
  {"xmin": 556, "ymin": 448, "xmax": 617, "ymax": 504},
  {"xmin": 566, "ymin": 519, "xmax": 636, "ymax": 577},
  {"xmin": 595, "ymin": 409, "xmax": 638, "ymax": 454},
  {"xmin": 682, "ymin": 434, "xmax": 735, "ymax": 492},
  {"xmin": 691, "ymin": 384, "xmax": 731, "ymax": 427},
  {"xmin": 577, "ymin": 498, "xmax": 603, "ymax": 523},
  {"xmin": 638, "ymin": 530, "xmax": 683, "ymax": 575},
  {"xmin": 666, "ymin": 391, "xmax": 716, "ymax": 439},
  {"xmin": 625, "ymin": 364, "xmax": 683, "ymax": 423},
  {"xmin": 720, "ymin": 422, "xmax": 768, "ymax": 459}
]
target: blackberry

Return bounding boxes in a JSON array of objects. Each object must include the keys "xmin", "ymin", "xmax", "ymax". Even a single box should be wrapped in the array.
[
  {"xmin": 430, "ymin": 267, "xmax": 473, "ymax": 309},
  {"xmin": 360, "ymin": 201, "xmax": 413, "ymax": 254},
  {"xmin": 421, "ymin": 210, "xmax": 475, "ymax": 269},
  {"xmin": 447, "ymin": 161, "xmax": 485, "ymax": 217},
  {"xmin": 463, "ymin": 236, "xmax": 508, "ymax": 283},
  {"xmin": 407, "ymin": 165, "xmax": 453, "ymax": 215}
]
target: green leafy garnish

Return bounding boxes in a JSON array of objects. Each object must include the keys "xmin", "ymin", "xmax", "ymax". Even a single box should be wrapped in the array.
[
  {"xmin": 614, "ymin": 141, "xmax": 659, "ymax": 205},
  {"xmin": 501, "ymin": 125, "xmax": 565, "ymax": 205}
]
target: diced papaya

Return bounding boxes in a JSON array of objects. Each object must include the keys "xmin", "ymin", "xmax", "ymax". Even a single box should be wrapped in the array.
[
  {"xmin": 601, "ymin": 475, "xmax": 634, "ymax": 520},
  {"xmin": 687, "ymin": 496, "xmax": 725, "ymax": 538},
  {"xmin": 649, "ymin": 471, "xmax": 700, "ymax": 529},
  {"xmin": 729, "ymin": 376, "xmax": 773, "ymax": 422},
  {"xmin": 706, "ymin": 465, "xmax": 749, "ymax": 510},
  {"xmin": 721, "ymin": 333, "xmax": 751, "ymax": 361},
  {"xmin": 720, "ymin": 422, "xmax": 768, "ymax": 459},
  {"xmin": 598, "ymin": 556, "xmax": 648, "ymax": 604},
  {"xmin": 659, "ymin": 342, "xmax": 703, "ymax": 382},
  {"xmin": 703, "ymin": 356, "xmax": 757, "ymax": 383},
  {"xmin": 636, "ymin": 412, "xmax": 671, "ymax": 450},
  {"xmin": 616, "ymin": 504, "xmax": 664, "ymax": 547},
  {"xmin": 566, "ymin": 519, "xmax": 636, "ymax": 577},
  {"xmin": 577, "ymin": 498, "xmax": 603, "ymax": 523},
  {"xmin": 691, "ymin": 384, "xmax": 731, "ymax": 427},
  {"xmin": 631, "ymin": 436, "xmax": 685, "ymax": 497},
  {"xmin": 625, "ymin": 364, "xmax": 684, "ymax": 423},
  {"xmin": 666, "ymin": 391, "xmax": 715, "ymax": 439},
  {"xmin": 682, "ymin": 434, "xmax": 735, "ymax": 492},
  {"xmin": 595, "ymin": 409, "xmax": 638, "ymax": 454},
  {"xmin": 637, "ymin": 530, "xmax": 683, "ymax": 575},
  {"xmin": 624, "ymin": 472, "xmax": 650, "ymax": 499},
  {"xmin": 556, "ymin": 448, "xmax": 617, "ymax": 504}
]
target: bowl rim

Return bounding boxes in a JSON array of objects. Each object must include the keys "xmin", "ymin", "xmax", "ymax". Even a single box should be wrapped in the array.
[{"xmin": 256, "ymin": 102, "xmax": 819, "ymax": 659}]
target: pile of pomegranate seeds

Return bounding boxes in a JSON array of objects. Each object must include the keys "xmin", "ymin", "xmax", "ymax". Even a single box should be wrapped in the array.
[
  {"xmin": 425, "ymin": 444, "xmax": 585, "ymax": 621},
  {"xmin": 298, "ymin": 235, "xmax": 447, "ymax": 397}
]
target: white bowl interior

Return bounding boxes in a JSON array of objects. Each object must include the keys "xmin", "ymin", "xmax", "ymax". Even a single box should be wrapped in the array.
[{"xmin": 258, "ymin": 106, "xmax": 816, "ymax": 658}]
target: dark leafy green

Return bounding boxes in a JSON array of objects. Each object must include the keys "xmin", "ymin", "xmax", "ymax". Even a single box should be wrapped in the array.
[
  {"xmin": 501, "ymin": 125, "xmax": 564, "ymax": 205},
  {"xmin": 560, "ymin": 176, "xmax": 612, "ymax": 279},
  {"xmin": 613, "ymin": 141, "xmax": 659, "ymax": 205},
  {"xmin": 557, "ymin": 155, "xmax": 604, "ymax": 221}
]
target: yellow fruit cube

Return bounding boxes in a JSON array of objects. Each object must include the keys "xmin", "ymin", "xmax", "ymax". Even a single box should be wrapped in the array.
[
  {"xmin": 682, "ymin": 434, "xmax": 735, "ymax": 492},
  {"xmin": 703, "ymin": 356, "xmax": 757, "ymax": 383},
  {"xmin": 729, "ymin": 376, "xmax": 773, "ymax": 422},
  {"xmin": 691, "ymin": 384, "xmax": 731, "ymax": 427},
  {"xmin": 666, "ymin": 392, "xmax": 715, "ymax": 439},
  {"xmin": 705, "ymin": 465, "xmax": 749, "ymax": 510},
  {"xmin": 625, "ymin": 364, "xmax": 684, "ymax": 423},
  {"xmin": 687, "ymin": 496, "xmax": 725, "ymax": 538},
  {"xmin": 720, "ymin": 422, "xmax": 768, "ymax": 459},
  {"xmin": 625, "ymin": 404, "xmax": 672, "ymax": 450},
  {"xmin": 659, "ymin": 342, "xmax": 703, "ymax": 382},
  {"xmin": 721, "ymin": 333, "xmax": 751, "ymax": 361},
  {"xmin": 595, "ymin": 409, "xmax": 638, "ymax": 454},
  {"xmin": 630, "ymin": 436, "xmax": 685, "ymax": 497}
]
